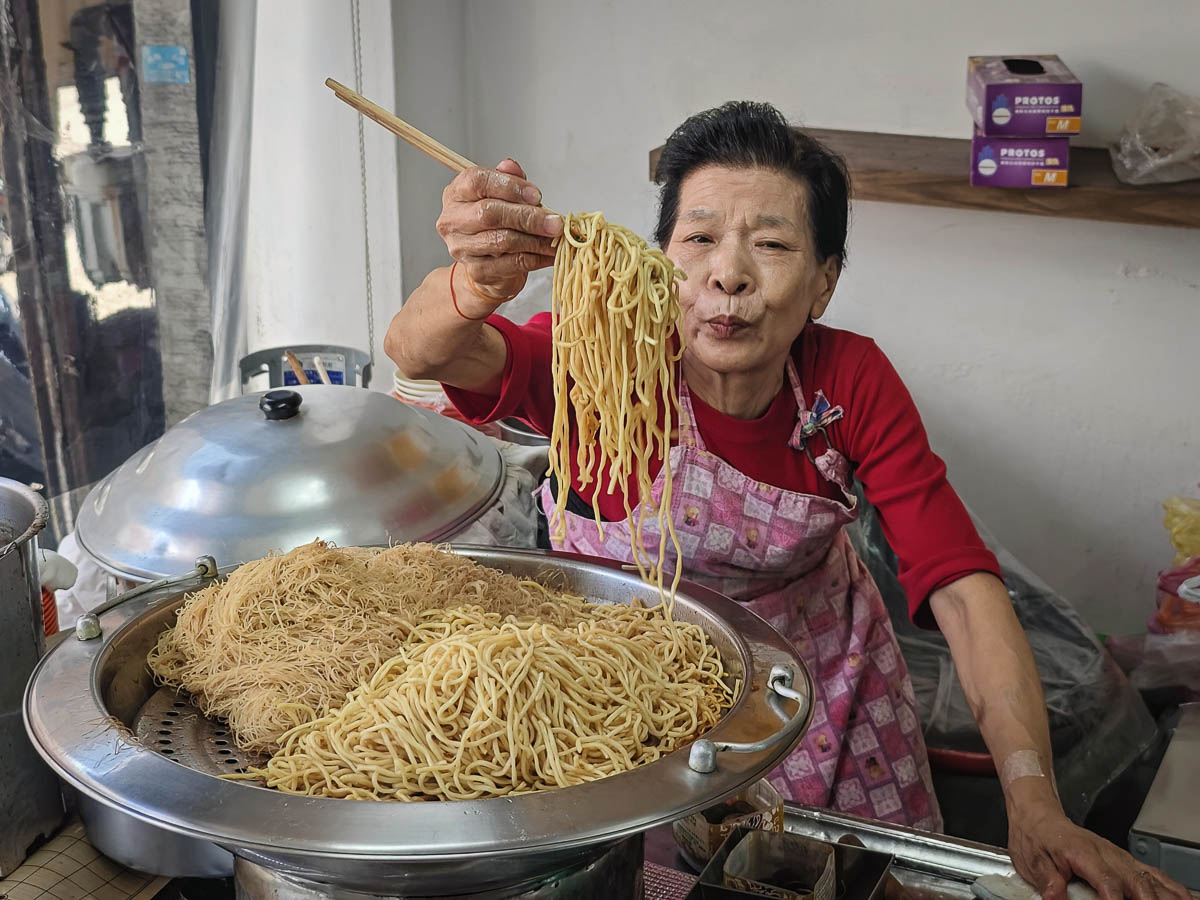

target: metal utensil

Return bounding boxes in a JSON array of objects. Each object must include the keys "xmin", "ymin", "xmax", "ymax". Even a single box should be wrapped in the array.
[{"xmin": 0, "ymin": 478, "xmax": 63, "ymax": 874}]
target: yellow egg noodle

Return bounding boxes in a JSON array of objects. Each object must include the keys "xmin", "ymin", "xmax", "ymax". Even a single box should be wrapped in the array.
[
  {"xmin": 149, "ymin": 541, "xmax": 732, "ymax": 801},
  {"xmin": 550, "ymin": 211, "xmax": 686, "ymax": 597}
]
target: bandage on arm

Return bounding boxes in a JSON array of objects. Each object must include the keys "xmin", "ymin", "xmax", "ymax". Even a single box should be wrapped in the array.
[{"xmin": 999, "ymin": 749, "xmax": 1058, "ymax": 795}]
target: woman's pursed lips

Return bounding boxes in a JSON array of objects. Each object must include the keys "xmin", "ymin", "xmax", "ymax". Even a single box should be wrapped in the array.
[{"xmin": 704, "ymin": 314, "xmax": 752, "ymax": 338}]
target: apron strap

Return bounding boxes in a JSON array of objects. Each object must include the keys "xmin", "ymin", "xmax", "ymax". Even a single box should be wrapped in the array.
[{"xmin": 674, "ymin": 370, "xmax": 704, "ymax": 449}]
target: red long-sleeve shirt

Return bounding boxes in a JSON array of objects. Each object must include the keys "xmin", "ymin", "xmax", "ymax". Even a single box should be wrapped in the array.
[{"xmin": 444, "ymin": 314, "xmax": 1001, "ymax": 620}]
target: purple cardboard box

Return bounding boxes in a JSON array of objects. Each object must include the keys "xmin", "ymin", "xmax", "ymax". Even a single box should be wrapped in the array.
[
  {"xmin": 967, "ymin": 55, "xmax": 1083, "ymax": 136},
  {"xmin": 970, "ymin": 132, "xmax": 1069, "ymax": 187}
]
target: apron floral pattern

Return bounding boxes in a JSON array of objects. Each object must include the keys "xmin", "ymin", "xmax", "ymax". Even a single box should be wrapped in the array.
[{"xmin": 538, "ymin": 358, "xmax": 942, "ymax": 830}]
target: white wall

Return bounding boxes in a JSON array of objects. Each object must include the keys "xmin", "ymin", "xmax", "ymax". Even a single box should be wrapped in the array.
[
  {"xmin": 835, "ymin": 205, "xmax": 1197, "ymax": 637},
  {"xmin": 392, "ymin": 0, "xmax": 466, "ymax": 299},
  {"xmin": 393, "ymin": 0, "xmax": 1200, "ymax": 634}
]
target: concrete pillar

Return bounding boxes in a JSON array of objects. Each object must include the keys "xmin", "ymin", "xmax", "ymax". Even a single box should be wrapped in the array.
[{"xmin": 132, "ymin": 0, "xmax": 211, "ymax": 424}]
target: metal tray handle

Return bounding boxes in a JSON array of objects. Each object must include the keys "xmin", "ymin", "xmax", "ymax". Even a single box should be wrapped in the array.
[
  {"xmin": 75, "ymin": 556, "xmax": 219, "ymax": 640},
  {"xmin": 688, "ymin": 663, "xmax": 809, "ymax": 774}
]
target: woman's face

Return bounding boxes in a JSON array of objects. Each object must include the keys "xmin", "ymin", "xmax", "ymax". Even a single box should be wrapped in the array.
[{"xmin": 666, "ymin": 165, "xmax": 840, "ymax": 378}]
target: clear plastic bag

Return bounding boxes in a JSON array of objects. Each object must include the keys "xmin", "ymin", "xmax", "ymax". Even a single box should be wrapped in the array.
[
  {"xmin": 1109, "ymin": 83, "xmax": 1200, "ymax": 185},
  {"xmin": 1106, "ymin": 632, "xmax": 1200, "ymax": 698},
  {"xmin": 448, "ymin": 440, "xmax": 548, "ymax": 549},
  {"xmin": 845, "ymin": 485, "xmax": 1158, "ymax": 823},
  {"xmin": 1102, "ymin": 497, "xmax": 1200, "ymax": 695}
]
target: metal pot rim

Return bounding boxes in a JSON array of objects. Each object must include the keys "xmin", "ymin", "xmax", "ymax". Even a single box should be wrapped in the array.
[
  {"xmin": 0, "ymin": 476, "xmax": 48, "ymax": 559},
  {"xmin": 25, "ymin": 547, "xmax": 812, "ymax": 864}
]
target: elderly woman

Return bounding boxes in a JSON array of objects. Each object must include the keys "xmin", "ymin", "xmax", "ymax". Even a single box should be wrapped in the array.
[{"xmin": 387, "ymin": 102, "xmax": 1183, "ymax": 899}]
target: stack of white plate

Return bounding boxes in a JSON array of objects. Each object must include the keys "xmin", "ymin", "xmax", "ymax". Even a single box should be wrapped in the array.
[
  {"xmin": 392, "ymin": 370, "xmax": 504, "ymax": 439},
  {"xmin": 392, "ymin": 372, "xmax": 448, "ymax": 406}
]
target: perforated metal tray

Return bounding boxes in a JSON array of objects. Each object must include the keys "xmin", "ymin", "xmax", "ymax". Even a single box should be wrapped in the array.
[{"xmin": 132, "ymin": 688, "xmax": 265, "ymax": 776}]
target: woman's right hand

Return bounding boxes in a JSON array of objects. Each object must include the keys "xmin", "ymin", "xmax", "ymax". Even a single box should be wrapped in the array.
[{"xmin": 436, "ymin": 158, "xmax": 563, "ymax": 305}]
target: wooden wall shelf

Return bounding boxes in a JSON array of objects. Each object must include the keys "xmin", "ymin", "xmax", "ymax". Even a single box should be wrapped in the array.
[{"xmin": 648, "ymin": 128, "xmax": 1200, "ymax": 230}]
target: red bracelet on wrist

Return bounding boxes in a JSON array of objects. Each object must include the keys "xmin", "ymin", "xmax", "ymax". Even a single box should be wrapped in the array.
[{"xmin": 449, "ymin": 261, "xmax": 495, "ymax": 322}]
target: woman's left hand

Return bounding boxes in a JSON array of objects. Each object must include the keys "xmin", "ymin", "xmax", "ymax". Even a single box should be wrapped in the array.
[{"xmin": 1009, "ymin": 796, "xmax": 1189, "ymax": 900}]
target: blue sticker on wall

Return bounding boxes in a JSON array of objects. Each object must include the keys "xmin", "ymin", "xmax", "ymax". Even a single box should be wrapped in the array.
[{"xmin": 141, "ymin": 45, "xmax": 190, "ymax": 84}]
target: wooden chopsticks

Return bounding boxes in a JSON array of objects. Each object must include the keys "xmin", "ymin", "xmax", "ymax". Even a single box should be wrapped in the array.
[
  {"xmin": 326, "ymin": 78, "xmax": 563, "ymax": 243},
  {"xmin": 284, "ymin": 351, "xmax": 310, "ymax": 385},
  {"xmin": 326, "ymin": 78, "xmax": 477, "ymax": 174},
  {"xmin": 312, "ymin": 355, "xmax": 332, "ymax": 385}
]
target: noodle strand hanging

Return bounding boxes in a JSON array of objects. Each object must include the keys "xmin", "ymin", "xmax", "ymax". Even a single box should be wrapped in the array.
[{"xmin": 550, "ymin": 212, "xmax": 685, "ymax": 597}]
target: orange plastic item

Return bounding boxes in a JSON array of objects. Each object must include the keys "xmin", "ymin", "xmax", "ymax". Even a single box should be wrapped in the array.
[
  {"xmin": 41, "ymin": 587, "xmax": 59, "ymax": 636},
  {"xmin": 1155, "ymin": 555, "xmax": 1200, "ymax": 633}
]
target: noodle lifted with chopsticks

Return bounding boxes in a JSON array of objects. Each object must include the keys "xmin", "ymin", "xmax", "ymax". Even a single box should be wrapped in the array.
[{"xmin": 550, "ymin": 212, "xmax": 685, "ymax": 597}]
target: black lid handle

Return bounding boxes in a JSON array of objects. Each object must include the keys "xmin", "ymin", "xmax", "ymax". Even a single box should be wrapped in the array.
[{"xmin": 260, "ymin": 389, "xmax": 303, "ymax": 421}]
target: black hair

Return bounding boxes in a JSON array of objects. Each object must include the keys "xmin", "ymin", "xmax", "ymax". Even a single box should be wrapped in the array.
[{"xmin": 652, "ymin": 101, "xmax": 850, "ymax": 268}]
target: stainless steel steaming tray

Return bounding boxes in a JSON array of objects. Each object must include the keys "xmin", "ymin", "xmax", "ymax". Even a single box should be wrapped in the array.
[{"xmin": 25, "ymin": 548, "xmax": 814, "ymax": 896}]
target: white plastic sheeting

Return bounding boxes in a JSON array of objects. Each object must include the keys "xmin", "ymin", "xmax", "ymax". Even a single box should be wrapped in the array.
[{"xmin": 208, "ymin": 0, "xmax": 401, "ymax": 401}]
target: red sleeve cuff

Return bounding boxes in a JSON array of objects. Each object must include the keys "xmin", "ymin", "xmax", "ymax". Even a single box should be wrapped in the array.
[
  {"xmin": 902, "ymin": 548, "xmax": 1005, "ymax": 628},
  {"xmin": 441, "ymin": 315, "xmax": 532, "ymax": 425}
]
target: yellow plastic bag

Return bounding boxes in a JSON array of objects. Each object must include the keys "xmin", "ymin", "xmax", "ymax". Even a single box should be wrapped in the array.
[{"xmin": 1164, "ymin": 496, "xmax": 1200, "ymax": 564}]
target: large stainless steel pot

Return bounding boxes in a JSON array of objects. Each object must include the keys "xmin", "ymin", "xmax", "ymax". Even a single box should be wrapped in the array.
[
  {"xmin": 69, "ymin": 783, "xmax": 234, "ymax": 877},
  {"xmin": 0, "ymin": 478, "xmax": 64, "ymax": 875},
  {"xmin": 497, "ymin": 417, "xmax": 549, "ymax": 448},
  {"xmin": 26, "ymin": 547, "xmax": 813, "ymax": 896}
]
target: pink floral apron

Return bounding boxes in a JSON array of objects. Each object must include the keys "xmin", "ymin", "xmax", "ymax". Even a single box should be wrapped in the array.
[{"xmin": 538, "ymin": 359, "xmax": 942, "ymax": 830}]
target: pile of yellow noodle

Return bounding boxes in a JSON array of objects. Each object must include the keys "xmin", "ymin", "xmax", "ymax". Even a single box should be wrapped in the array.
[
  {"xmin": 550, "ymin": 212, "xmax": 685, "ymax": 595},
  {"xmin": 148, "ymin": 541, "xmax": 589, "ymax": 754},
  {"xmin": 148, "ymin": 541, "xmax": 732, "ymax": 800}
]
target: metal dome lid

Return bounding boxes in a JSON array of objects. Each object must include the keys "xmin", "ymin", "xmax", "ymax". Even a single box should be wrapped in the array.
[{"xmin": 75, "ymin": 386, "xmax": 505, "ymax": 580}]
